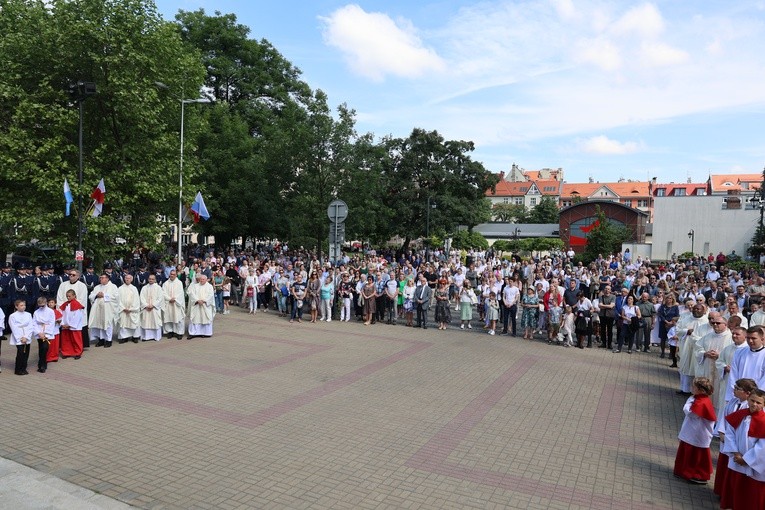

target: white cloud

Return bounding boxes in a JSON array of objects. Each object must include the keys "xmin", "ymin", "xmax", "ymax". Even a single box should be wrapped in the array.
[
  {"xmin": 575, "ymin": 37, "xmax": 622, "ymax": 70},
  {"xmin": 579, "ymin": 136, "xmax": 642, "ymax": 155},
  {"xmin": 610, "ymin": 3, "xmax": 665, "ymax": 39},
  {"xmin": 640, "ymin": 41, "xmax": 689, "ymax": 67},
  {"xmin": 320, "ymin": 4, "xmax": 445, "ymax": 81},
  {"xmin": 551, "ymin": 0, "xmax": 576, "ymax": 20}
]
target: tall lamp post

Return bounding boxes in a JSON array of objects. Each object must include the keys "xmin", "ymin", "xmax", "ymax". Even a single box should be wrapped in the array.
[
  {"xmin": 688, "ymin": 229, "xmax": 695, "ymax": 256},
  {"xmin": 425, "ymin": 197, "xmax": 437, "ymax": 262},
  {"xmin": 155, "ymin": 82, "xmax": 213, "ymax": 265},
  {"xmin": 69, "ymin": 81, "xmax": 97, "ymax": 273}
]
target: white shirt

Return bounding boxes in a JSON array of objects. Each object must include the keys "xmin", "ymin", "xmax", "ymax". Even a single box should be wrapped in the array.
[{"xmin": 502, "ymin": 285, "xmax": 520, "ymax": 307}]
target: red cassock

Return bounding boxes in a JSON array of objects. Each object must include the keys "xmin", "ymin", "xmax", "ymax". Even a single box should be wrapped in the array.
[
  {"xmin": 673, "ymin": 394, "xmax": 716, "ymax": 481},
  {"xmin": 720, "ymin": 409, "xmax": 765, "ymax": 510},
  {"xmin": 59, "ymin": 300, "xmax": 84, "ymax": 357},
  {"xmin": 46, "ymin": 308, "xmax": 63, "ymax": 362}
]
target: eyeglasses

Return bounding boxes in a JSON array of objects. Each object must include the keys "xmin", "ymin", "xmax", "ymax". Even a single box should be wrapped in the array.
[{"xmin": 710, "ymin": 321, "xmax": 725, "ymax": 325}]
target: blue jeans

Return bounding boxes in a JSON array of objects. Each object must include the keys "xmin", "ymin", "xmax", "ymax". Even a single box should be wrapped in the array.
[{"xmin": 215, "ymin": 291, "xmax": 224, "ymax": 312}]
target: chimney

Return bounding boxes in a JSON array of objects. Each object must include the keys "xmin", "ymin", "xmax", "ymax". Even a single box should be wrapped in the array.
[{"xmin": 499, "ymin": 171, "xmax": 505, "ymax": 181}]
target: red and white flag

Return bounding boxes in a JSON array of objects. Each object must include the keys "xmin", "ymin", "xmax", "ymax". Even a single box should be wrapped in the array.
[{"xmin": 90, "ymin": 178, "xmax": 105, "ymax": 217}]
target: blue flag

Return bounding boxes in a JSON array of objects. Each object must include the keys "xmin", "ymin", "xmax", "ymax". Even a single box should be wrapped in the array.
[
  {"xmin": 64, "ymin": 178, "xmax": 74, "ymax": 216},
  {"xmin": 190, "ymin": 191, "xmax": 210, "ymax": 221}
]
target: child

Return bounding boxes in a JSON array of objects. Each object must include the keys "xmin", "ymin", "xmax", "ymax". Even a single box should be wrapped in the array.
[
  {"xmin": 561, "ymin": 305, "xmax": 575, "ymax": 348},
  {"xmin": 46, "ymin": 298, "xmax": 62, "ymax": 363},
  {"xmin": 486, "ymin": 292, "xmax": 499, "ymax": 335},
  {"xmin": 720, "ymin": 388, "xmax": 765, "ymax": 509},
  {"xmin": 222, "ymin": 277, "xmax": 231, "ymax": 315},
  {"xmin": 714, "ymin": 378, "xmax": 756, "ymax": 497},
  {"xmin": 459, "ymin": 282, "xmax": 476, "ymax": 330},
  {"xmin": 33, "ymin": 297, "xmax": 55, "ymax": 373},
  {"xmin": 673, "ymin": 377, "xmax": 716, "ymax": 484},
  {"xmin": 9, "ymin": 299, "xmax": 38, "ymax": 375},
  {"xmin": 667, "ymin": 324, "xmax": 678, "ymax": 368},
  {"xmin": 60, "ymin": 289, "xmax": 85, "ymax": 360},
  {"xmin": 548, "ymin": 299, "xmax": 562, "ymax": 345}
]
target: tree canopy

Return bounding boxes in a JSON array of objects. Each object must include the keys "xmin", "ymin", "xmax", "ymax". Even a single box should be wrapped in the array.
[{"xmin": 0, "ymin": 2, "xmax": 515, "ymax": 263}]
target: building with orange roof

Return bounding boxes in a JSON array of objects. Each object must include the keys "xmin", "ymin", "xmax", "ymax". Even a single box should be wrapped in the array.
[
  {"xmin": 486, "ymin": 169, "xmax": 563, "ymax": 213},
  {"xmin": 708, "ymin": 173, "xmax": 762, "ymax": 195},
  {"xmin": 559, "ymin": 180, "xmax": 652, "ymax": 220},
  {"xmin": 651, "ymin": 179, "xmax": 708, "ymax": 198}
]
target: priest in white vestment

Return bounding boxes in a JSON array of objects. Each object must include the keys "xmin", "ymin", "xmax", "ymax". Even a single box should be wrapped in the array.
[
  {"xmin": 676, "ymin": 303, "xmax": 709, "ymax": 394},
  {"xmin": 750, "ymin": 304, "xmax": 765, "ymax": 327},
  {"xmin": 89, "ymin": 274, "xmax": 119, "ymax": 347},
  {"xmin": 162, "ymin": 269, "xmax": 186, "ymax": 339},
  {"xmin": 187, "ymin": 274, "xmax": 214, "ymax": 338},
  {"xmin": 140, "ymin": 274, "xmax": 164, "ymax": 341},
  {"xmin": 714, "ymin": 325, "xmax": 749, "ymax": 433},
  {"xmin": 727, "ymin": 327, "xmax": 765, "ymax": 401},
  {"xmin": 694, "ymin": 311, "xmax": 733, "ymax": 416},
  {"xmin": 117, "ymin": 274, "xmax": 140, "ymax": 344}
]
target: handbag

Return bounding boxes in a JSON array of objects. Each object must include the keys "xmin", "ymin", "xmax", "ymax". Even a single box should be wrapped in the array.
[
  {"xmin": 246, "ymin": 287, "xmax": 254, "ymax": 297},
  {"xmin": 280, "ymin": 286, "xmax": 289, "ymax": 297}
]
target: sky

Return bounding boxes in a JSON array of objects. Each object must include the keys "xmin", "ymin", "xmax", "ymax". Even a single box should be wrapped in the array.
[{"xmin": 154, "ymin": 0, "xmax": 765, "ymax": 184}]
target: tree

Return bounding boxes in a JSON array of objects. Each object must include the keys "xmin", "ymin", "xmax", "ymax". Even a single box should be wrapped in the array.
[
  {"xmin": 527, "ymin": 196, "xmax": 560, "ymax": 224},
  {"xmin": 581, "ymin": 206, "xmax": 630, "ymax": 263},
  {"xmin": 379, "ymin": 129, "xmax": 498, "ymax": 253},
  {"xmin": 492, "ymin": 203, "xmax": 527, "ymax": 223},
  {"xmin": 451, "ymin": 230, "xmax": 488, "ymax": 250},
  {"xmin": 174, "ymin": 9, "xmax": 313, "ymax": 246},
  {"xmin": 0, "ymin": 0, "xmax": 205, "ymax": 265}
]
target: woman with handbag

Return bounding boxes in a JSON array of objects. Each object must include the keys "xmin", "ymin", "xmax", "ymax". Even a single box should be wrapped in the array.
[{"xmin": 459, "ymin": 281, "xmax": 477, "ymax": 330}]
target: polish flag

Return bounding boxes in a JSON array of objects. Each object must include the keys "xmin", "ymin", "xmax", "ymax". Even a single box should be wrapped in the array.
[{"xmin": 90, "ymin": 178, "xmax": 105, "ymax": 217}]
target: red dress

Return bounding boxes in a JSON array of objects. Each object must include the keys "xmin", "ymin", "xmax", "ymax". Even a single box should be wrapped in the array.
[
  {"xmin": 720, "ymin": 409, "xmax": 765, "ymax": 510},
  {"xmin": 60, "ymin": 300, "xmax": 85, "ymax": 357},
  {"xmin": 673, "ymin": 394, "xmax": 716, "ymax": 481},
  {"xmin": 46, "ymin": 308, "xmax": 63, "ymax": 362}
]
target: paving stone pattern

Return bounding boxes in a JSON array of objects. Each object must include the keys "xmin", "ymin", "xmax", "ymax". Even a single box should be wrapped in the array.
[{"xmin": 0, "ymin": 309, "xmax": 720, "ymax": 509}]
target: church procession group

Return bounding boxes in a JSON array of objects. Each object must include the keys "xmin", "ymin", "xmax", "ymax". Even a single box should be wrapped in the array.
[
  {"xmin": 4, "ymin": 245, "xmax": 765, "ymax": 508},
  {"xmin": 0, "ymin": 261, "xmax": 214, "ymax": 377}
]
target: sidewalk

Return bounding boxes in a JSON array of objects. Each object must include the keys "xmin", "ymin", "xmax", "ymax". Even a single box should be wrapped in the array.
[
  {"xmin": 0, "ymin": 456, "xmax": 131, "ymax": 509},
  {"xmin": 0, "ymin": 308, "xmax": 719, "ymax": 509}
]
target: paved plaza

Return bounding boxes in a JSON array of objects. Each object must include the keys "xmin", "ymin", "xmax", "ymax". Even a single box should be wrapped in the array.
[{"xmin": 0, "ymin": 308, "xmax": 720, "ymax": 509}]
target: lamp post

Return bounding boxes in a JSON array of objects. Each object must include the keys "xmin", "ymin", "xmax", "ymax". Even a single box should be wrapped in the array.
[
  {"xmin": 425, "ymin": 196, "xmax": 437, "ymax": 262},
  {"xmin": 155, "ymin": 82, "xmax": 213, "ymax": 265},
  {"xmin": 688, "ymin": 229, "xmax": 695, "ymax": 256},
  {"xmin": 69, "ymin": 81, "xmax": 97, "ymax": 273}
]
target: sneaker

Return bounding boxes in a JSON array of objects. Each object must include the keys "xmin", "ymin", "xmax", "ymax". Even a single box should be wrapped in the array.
[
  {"xmin": 489, "ymin": 330, "xmax": 495, "ymax": 335},
  {"xmin": 460, "ymin": 324, "xmax": 465, "ymax": 329},
  {"xmin": 327, "ymin": 318, "xmax": 332, "ymax": 322},
  {"xmin": 468, "ymin": 324, "xmax": 472, "ymax": 329}
]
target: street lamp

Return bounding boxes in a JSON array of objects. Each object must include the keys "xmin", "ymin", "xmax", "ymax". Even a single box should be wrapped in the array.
[
  {"xmin": 425, "ymin": 196, "xmax": 437, "ymax": 262},
  {"xmin": 688, "ymin": 229, "xmax": 695, "ymax": 256},
  {"xmin": 69, "ymin": 81, "xmax": 97, "ymax": 272},
  {"xmin": 155, "ymin": 82, "xmax": 213, "ymax": 265}
]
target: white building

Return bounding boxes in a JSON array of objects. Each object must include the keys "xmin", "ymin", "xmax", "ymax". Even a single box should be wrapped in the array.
[{"xmin": 651, "ymin": 195, "xmax": 758, "ymax": 261}]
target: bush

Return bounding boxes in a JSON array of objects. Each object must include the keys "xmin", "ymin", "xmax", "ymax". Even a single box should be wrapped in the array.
[
  {"xmin": 679, "ymin": 251, "xmax": 695, "ymax": 260},
  {"xmin": 726, "ymin": 260, "xmax": 761, "ymax": 274}
]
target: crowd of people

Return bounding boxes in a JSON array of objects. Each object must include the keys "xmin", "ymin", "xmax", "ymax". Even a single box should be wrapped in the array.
[{"xmin": 2, "ymin": 243, "xmax": 765, "ymax": 506}]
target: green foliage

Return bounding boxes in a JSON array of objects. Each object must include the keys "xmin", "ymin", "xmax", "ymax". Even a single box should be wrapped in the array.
[
  {"xmin": 679, "ymin": 251, "xmax": 695, "ymax": 260},
  {"xmin": 527, "ymin": 196, "xmax": 560, "ymax": 224},
  {"xmin": 524, "ymin": 237, "xmax": 564, "ymax": 253},
  {"xmin": 378, "ymin": 129, "xmax": 498, "ymax": 251},
  {"xmin": 727, "ymin": 260, "xmax": 761, "ymax": 273},
  {"xmin": 581, "ymin": 206, "xmax": 631, "ymax": 264},
  {"xmin": 491, "ymin": 240, "xmax": 513, "ymax": 253},
  {"xmin": 492, "ymin": 203, "xmax": 527, "ymax": 222},
  {"xmin": 451, "ymin": 230, "xmax": 488, "ymax": 250},
  {"xmin": 0, "ymin": 0, "xmax": 205, "ymax": 264}
]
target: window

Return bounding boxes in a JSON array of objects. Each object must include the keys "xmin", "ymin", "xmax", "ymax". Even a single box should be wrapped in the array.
[
  {"xmin": 514, "ymin": 197, "xmax": 523, "ymax": 205},
  {"xmin": 503, "ymin": 198, "xmax": 509, "ymax": 204},
  {"xmin": 637, "ymin": 199, "xmax": 648, "ymax": 207},
  {"xmin": 696, "ymin": 188, "xmax": 707, "ymax": 196},
  {"xmin": 675, "ymin": 188, "xmax": 686, "ymax": 196},
  {"xmin": 530, "ymin": 198, "xmax": 537, "ymax": 206},
  {"xmin": 656, "ymin": 188, "xmax": 665, "ymax": 197},
  {"xmin": 623, "ymin": 199, "xmax": 632, "ymax": 207},
  {"xmin": 520, "ymin": 187, "xmax": 528, "ymax": 192}
]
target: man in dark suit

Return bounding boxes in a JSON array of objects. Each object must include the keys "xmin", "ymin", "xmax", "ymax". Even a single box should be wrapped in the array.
[{"xmin": 414, "ymin": 274, "xmax": 432, "ymax": 329}]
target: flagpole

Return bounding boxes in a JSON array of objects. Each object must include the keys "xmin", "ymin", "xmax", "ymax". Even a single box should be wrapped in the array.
[{"xmin": 178, "ymin": 99, "xmax": 184, "ymax": 266}]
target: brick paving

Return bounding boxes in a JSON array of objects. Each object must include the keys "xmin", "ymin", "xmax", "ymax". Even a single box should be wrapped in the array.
[{"xmin": 0, "ymin": 308, "xmax": 720, "ymax": 509}]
